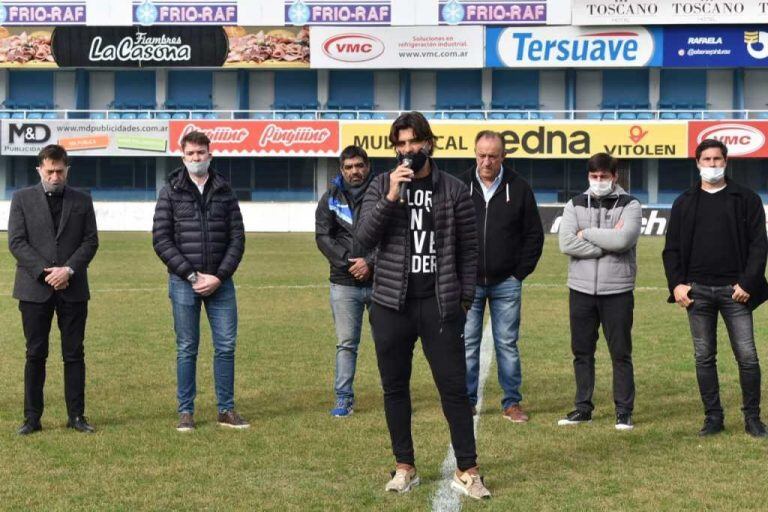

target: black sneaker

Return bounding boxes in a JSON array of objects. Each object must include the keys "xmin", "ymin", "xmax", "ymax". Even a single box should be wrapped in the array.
[
  {"xmin": 615, "ymin": 413, "xmax": 634, "ymax": 431},
  {"xmin": 67, "ymin": 416, "xmax": 95, "ymax": 433},
  {"xmin": 557, "ymin": 410, "xmax": 592, "ymax": 426},
  {"xmin": 17, "ymin": 420, "xmax": 42, "ymax": 436},
  {"xmin": 698, "ymin": 416, "xmax": 724, "ymax": 437},
  {"xmin": 745, "ymin": 417, "xmax": 768, "ymax": 438}
]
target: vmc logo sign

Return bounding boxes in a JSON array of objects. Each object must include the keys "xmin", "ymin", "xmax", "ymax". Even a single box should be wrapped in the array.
[
  {"xmin": 321, "ymin": 33, "xmax": 385, "ymax": 62},
  {"xmin": 689, "ymin": 122, "xmax": 768, "ymax": 158},
  {"xmin": 487, "ymin": 26, "xmax": 661, "ymax": 68}
]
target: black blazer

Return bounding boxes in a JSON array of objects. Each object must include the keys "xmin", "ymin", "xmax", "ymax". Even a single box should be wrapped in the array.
[
  {"xmin": 8, "ymin": 184, "xmax": 99, "ymax": 303},
  {"xmin": 662, "ymin": 179, "xmax": 768, "ymax": 310}
]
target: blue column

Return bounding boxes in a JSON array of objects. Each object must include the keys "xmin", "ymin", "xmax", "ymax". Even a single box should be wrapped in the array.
[
  {"xmin": 75, "ymin": 69, "xmax": 89, "ymax": 118},
  {"xmin": 733, "ymin": 68, "xmax": 744, "ymax": 119},
  {"xmin": 399, "ymin": 71, "xmax": 411, "ymax": 111},
  {"xmin": 236, "ymin": 70, "xmax": 249, "ymax": 119},
  {"xmin": 565, "ymin": 69, "xmax": 576, "ymax": 119}
]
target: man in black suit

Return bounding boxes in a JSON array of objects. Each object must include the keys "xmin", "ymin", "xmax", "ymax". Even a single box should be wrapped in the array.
[{"xmin": 8, "ymin": 144, "xmax": 99, "ymax": 435}]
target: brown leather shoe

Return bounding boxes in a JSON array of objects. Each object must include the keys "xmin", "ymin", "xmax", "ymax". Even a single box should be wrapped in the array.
[
  {"xmin": 503, "ymin": 404, "xmax": 529, "ymax": 423},
  {"xmin": 217, "ymin": 410, "xmax": 250, "ymax": 429}
]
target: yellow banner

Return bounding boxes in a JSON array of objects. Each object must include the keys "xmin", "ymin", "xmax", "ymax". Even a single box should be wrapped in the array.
[{"xmin": 341, "ymin": 121, "xmax": 688, "ymax": 159}]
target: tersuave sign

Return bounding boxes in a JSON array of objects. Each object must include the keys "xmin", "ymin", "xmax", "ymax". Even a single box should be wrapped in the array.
[
  {"xmin": 486, "ymin": 26, "xmax": 662, "ymax": 67},
  {"xmin": 51, "ymin": 26, "xmax": 228, "ymax": 67}
]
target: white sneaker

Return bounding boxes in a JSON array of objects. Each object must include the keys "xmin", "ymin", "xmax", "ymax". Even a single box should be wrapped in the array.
[
  {"xmin": 385, "ymin": 467, "xmax": 420, "ymax": 493},
  {"xmin": 451, "ymin": 470, "xmax": 491, "ymax": 500}
]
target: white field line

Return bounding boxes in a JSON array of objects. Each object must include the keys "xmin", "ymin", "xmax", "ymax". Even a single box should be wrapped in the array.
[{"xmin": 431, "ymin": 321, "xmax": 494, "ymax": 512}]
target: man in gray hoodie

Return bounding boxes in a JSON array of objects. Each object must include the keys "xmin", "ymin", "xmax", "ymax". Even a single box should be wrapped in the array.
[{"xmin": 557, "ymin": 153, "xmax": 642, "ymax": 430}]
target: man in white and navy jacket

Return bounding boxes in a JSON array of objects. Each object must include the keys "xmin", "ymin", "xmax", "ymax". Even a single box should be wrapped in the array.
[{"xmin": 558, "ymin": 152, "xmax": 642, "ymax": 431}]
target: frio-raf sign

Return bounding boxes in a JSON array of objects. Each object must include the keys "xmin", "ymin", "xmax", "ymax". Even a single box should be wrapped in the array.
[
  {"xmin": 133, "ymin": 0, "xmax": 238, "ymax": 25},
  {"xmin": 51, "ymin": 26, "xmax": 228, "ymax": 67},
  {"xmin": 438, "ymin": 0, "xmax": 547, "ymax": 25},
  {"xmin": 486, "ymin": 25, "xmax": 662, "ymax": 68},
  {"xmin": 285, "ymin": 0, "xmax": 391, "ymax": 25},
  {"xmin": 573, "ymin": 0, "xmax": 768, "ymax": 25},
  {"xmin": 0, "ymin": 1, "xmax": 86, "ymax": 25}
]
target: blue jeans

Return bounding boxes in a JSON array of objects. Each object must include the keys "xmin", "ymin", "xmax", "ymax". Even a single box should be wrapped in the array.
[
  {"xmin": 464, "ymin": 276, "xmax": 523, "ymax": 410},
  {"xmin": 169, "ymin": 274, "xmax": 238, "ymax": 414},
  {"xmin": 329, "ymin": 283, "xmax": 372, "ymax": 403}
]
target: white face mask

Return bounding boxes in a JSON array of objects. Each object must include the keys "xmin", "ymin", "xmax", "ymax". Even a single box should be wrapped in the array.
[
  {"xmin": 698, "ymin": 166, "xmax": 725, "ymax": 184},
  {"xmin": 589, "ymin": 179, "xmax": 614, "ymax": 197},
  {"xmin": 185, "ymin": 159, "xmax": 210, "ymax": 177}
]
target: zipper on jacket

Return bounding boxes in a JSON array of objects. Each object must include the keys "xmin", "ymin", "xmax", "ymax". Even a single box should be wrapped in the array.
[
  {"xmin": 482, "ymin": 201, "xmax": 489, "ymax": 286},
  {"xmin": 594, "ymin": 197, "xmax": 601, "ymax": 295},
  {"xmin": 200, "ymin": 195, "xmax": 210, "ymax": 272}
]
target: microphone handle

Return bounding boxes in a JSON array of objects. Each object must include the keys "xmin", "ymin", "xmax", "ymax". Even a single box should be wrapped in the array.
[{"xmin": 398, "ymin": 181, "xmax": 408, "ymax": 205}]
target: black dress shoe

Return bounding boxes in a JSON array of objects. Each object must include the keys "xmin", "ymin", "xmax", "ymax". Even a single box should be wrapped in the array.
[
  {"xmin": 745, "ymin": 417, "xmax": 768, "ymax": 438},
  {"xmin": 698, "ymin": 416, "xmax": 724, "ymax": 437},
  {"xmin": 17, "ymin": 421, "xmax": 42, "ymax": 436},
  {"xmin": 67, "ymin": 416, "xmax": 95, "ymax": 433}
]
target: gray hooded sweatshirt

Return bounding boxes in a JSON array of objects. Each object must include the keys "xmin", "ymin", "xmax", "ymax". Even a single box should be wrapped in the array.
[{"xmin": 558, "ymin": 184, "xmax": 642, "ymax": 295}]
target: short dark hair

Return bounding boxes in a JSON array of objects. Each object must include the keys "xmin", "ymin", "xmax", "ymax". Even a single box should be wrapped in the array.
[
  {"xmin": 180, "ymin": 130, "xmax": 211, "ymax": 151},
  {"xmin": 37, "ymin": 144, "xmax": 68, "ymax": 166},
  {"xmin": 695, "ymin": 138, "xmax": 728, "ymax": 161},
  {"xmin": 339, "ymin": 145, "xmax": 369, "ymax": 168},
  {"xmin": 388, "ymin": 111, "xmax": 436, "ymax": 155},
  {"xmin": 474, "ymin": 130, "xmax": 505, "ymax": 153},
  {"xmin": 587, "ymin": 152, "xmax": 617, "ymax": 174}
]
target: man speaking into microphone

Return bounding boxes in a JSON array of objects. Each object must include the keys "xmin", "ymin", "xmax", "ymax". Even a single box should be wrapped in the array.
[{"xmin": 357, "ymin": 112, "xmax": 490, "ymax": 500}]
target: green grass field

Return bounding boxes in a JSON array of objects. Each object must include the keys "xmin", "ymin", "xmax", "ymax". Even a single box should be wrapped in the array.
[{"xmin": 1, "ymin": 233, "xmax": 768, "ymax": 511}]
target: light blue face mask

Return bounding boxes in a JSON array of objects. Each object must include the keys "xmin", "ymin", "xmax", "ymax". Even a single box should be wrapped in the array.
[
  {"xmin": 698, "ymin": 166, "xmax": 725, "ymax": 184},
  {"xmin": 589, "ymin": 179, "xmax": 613, "ymax": 197},
  {"xmin": 185, "ymin": 159, "xmax": 210, "ymax": 177}
]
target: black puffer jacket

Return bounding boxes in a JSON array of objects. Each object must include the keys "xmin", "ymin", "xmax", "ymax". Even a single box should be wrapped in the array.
[
  {"xmin": 153, "ymin": 167, "xmax": 245, "ymax": 281},
  {"xmin": 315, "ymin": 172, "xmax": 376, "ymax": 286},
  {"xmin": 357, "ymin": 160, "xmax": 478, "ymax": 320}
]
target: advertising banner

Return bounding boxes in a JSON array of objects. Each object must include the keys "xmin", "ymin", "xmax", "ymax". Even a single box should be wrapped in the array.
[
  {"xmin": 486, "ymin": 26, "xmax": 663, "ymax": 68},
  {"xmin": 310, "ymin": 25, "xmax": 483, "ymax": 69},
  {"xmin": 573, "ymin": 0, "xmax": 768, "ymax": 26},
  {"xmin": 132, "ymin": 0, "xmax": 238, "ymax": 25},
  {"xmin": 0, "ymin": 1, "xmax": 86, "ymax": 25},
  {"xmin": 223, "ymin": 26, "xmax": 309, "ymax": 68},
  {"xmin": 0, "ymin": 120, "xmax": 169, "ymax": 156},
  {"xmin": 51, "ymin": 26, "xmax": 228, "ymax": 67},
  {"xmin": 285, "ymin": 0, "xmax": 391, "ymax": 25},
  {"xmin": 663, "ymin": 26, "xmax": 768, "ymax": 67},
  {"xmin": 0, "ymin": 26, "xmax": 55, "ymax": 67},
  {"xmin": 341, "ymin": 121, "xmax": 688, "ymax": 159},
  {"xmin": 689, "ymin": 121, "xmax": 768, "ymax": 158},
  {"xmin": 168, "ymin": 120, "xmax": 340, "ymax": 156},
  {"xmin": 439, "ymin": 0, "xmax": 547, "ymax": 25}
]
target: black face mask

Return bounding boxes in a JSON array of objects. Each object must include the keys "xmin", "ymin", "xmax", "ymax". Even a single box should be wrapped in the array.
[{"xmin": 397, "ymin": 147, "xmax": 429, "ymax": 172}]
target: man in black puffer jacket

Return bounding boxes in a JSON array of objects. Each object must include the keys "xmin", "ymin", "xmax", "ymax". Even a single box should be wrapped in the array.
[
  {"xmin": 357, "ymin": 112, "xmax": 489, "ymax": 500},
  {"xmin": 152, "ymin": 130, "xmax": 248, "ymax": 433}
]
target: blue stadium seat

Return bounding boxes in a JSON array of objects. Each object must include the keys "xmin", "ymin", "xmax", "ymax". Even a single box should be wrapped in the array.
[
  {"xmin": 618, "ymin": 112, "xmax": 637, "ymax": 120},
  {"xmin": 191, "ymin": 112, "xmax": 205, "ymax": 119},
  {"xmin": 320, "ymin": 112, "xmax": 339, "ymax": 120},
  {"xmin": 274, "ymin": 112, "xmax": 286, "ymax": 120},
  {"xmin": 204, "ymin": 113, "xmax": 218, "ymax": 119},
  {"xmin": 122, "ymin": 112, "xmax": 137, "ymax": 119},
  {"xmin": 601, "ymin": 112, "xmax": 616, "ymax": 120},
  {"xmin": 636, "ymin": 112, "xmax": 654, "ymax": 120},
  {"xmin": 171, "ymin": 112, "xmax": 188, "ymax": 119},
  {"xmin": 676, "ymin": 112, "xmax": 694, "ymax": 120},
  {"xmin": 505, "ymin": 112, "xmax": 523, "ymax": 120},
  {"xmin": 586, "ymin": 112, "xmax": 603, "ymax": 120},
  {"xmin": 250, "ymin": 112, "xmax": 271, "ymax": 119},
  {"xmin": 108, "ymin": 112, "xmax": 121, "ymax": 119},
  {"xmin": 528, "ymin": 112, "xmax": 541, "ymax": 120},
  {"xmin": 358, "ymin": 112, "xmax": 372, "ymax": 120},
  {"xmin": 0, "ymin": 111, "xmax": 10, "ymax": 119},
  {"xmin": 11, "ymin": 112, "xmax": 24, "ymax": 119},
  {"xmin": 753, "ymin": 112, "xmax": 768, "ymax": 120},
  {"xmin": 43, "ymin": 112, "xmax": 58, "ymax": 119},
  {"xmin": 27, "ymin": 112, "xmax": 43, "ymax": 119},
  {"xmin": 450, "ymin": 112, "xmax": 467, "ymax": 120},
  {"xmin": 285, "ymin": 112, "xmax": 301, "ymax": 120},
  {"xmin": 156, "ymin": 112, "xmax": 172, "ymax": 120},
  {"xmin": 300, "ymin": 113, "xmax": 315, "ymax": 120},
  {"xmin": 137, "ymin": 112, "xmax": 152, "ymax": 119},
  {"xmin": 539, "ymin": 112, "xmax": 556, "ymax": 120},
  {"xmin": 467, "ymin": 112, "xmax": 484, "ymax": 120},
  {"xmin": 89, "ymin": 112, "xmax": 105, "ymax": 119},
  {"xmin": 489, "ymin": 112, "xmax": 506, "ymax": 120},
  {"xmin": 339, "ymin": 112, "xmax": 356, "ymax": 120},
  {"xmin": 703, "ymin": 112, "xmax": 728, "ymax": 120},
  {"xmin": 372, "ymin": 112, "xmax": 388, "ymax": 120},
  {"xmin": 659, "ymin": 112, "xmax": 677, "ymax": 120}
]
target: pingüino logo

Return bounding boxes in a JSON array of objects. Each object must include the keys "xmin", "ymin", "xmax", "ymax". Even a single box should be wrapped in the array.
[{"xmin": 501, "ymin": 126, "xmax": 590, "ymax": 155}]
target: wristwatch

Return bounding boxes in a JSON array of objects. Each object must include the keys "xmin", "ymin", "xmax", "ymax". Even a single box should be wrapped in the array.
[{"xmin": 187, "ymin": 272, "xmax": 198, "ymax": 284}]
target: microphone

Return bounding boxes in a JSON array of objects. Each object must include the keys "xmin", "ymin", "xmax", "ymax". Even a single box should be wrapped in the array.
[{"xmin": 398, "ymin": 157, "xmax": 412, "ymax": 205}]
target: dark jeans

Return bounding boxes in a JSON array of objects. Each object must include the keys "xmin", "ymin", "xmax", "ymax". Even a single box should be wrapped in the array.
[
  {"xmin": 569, "ymin": 289, "xmax": 635, "ymax": 415},
  {"xmin": 687, "ymin": 283, "xmax": 761, "ymax": 420},
  {"xmin": 369, "ymin": 296, "xmax": 477, "ymax": 471},
  {"xmin": 19, "ymin": 296, "xmax": 88, "ymax": 422}
]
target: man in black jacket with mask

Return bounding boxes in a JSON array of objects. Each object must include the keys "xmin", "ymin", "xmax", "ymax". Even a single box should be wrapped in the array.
[
  {"xmin": 153, "ymin": 130, "xmax": 247, "ymax": 432},
  {"xmin": 464, "ymin": 131, "xmax": 543, "ymax": 423},
  {"xmin": 358, "ymin": 111, "xmax": 489, "ymax": 500},
  {"xmin": 316, "ymin": 145, "xmax": 376, "ymax": 418}
]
